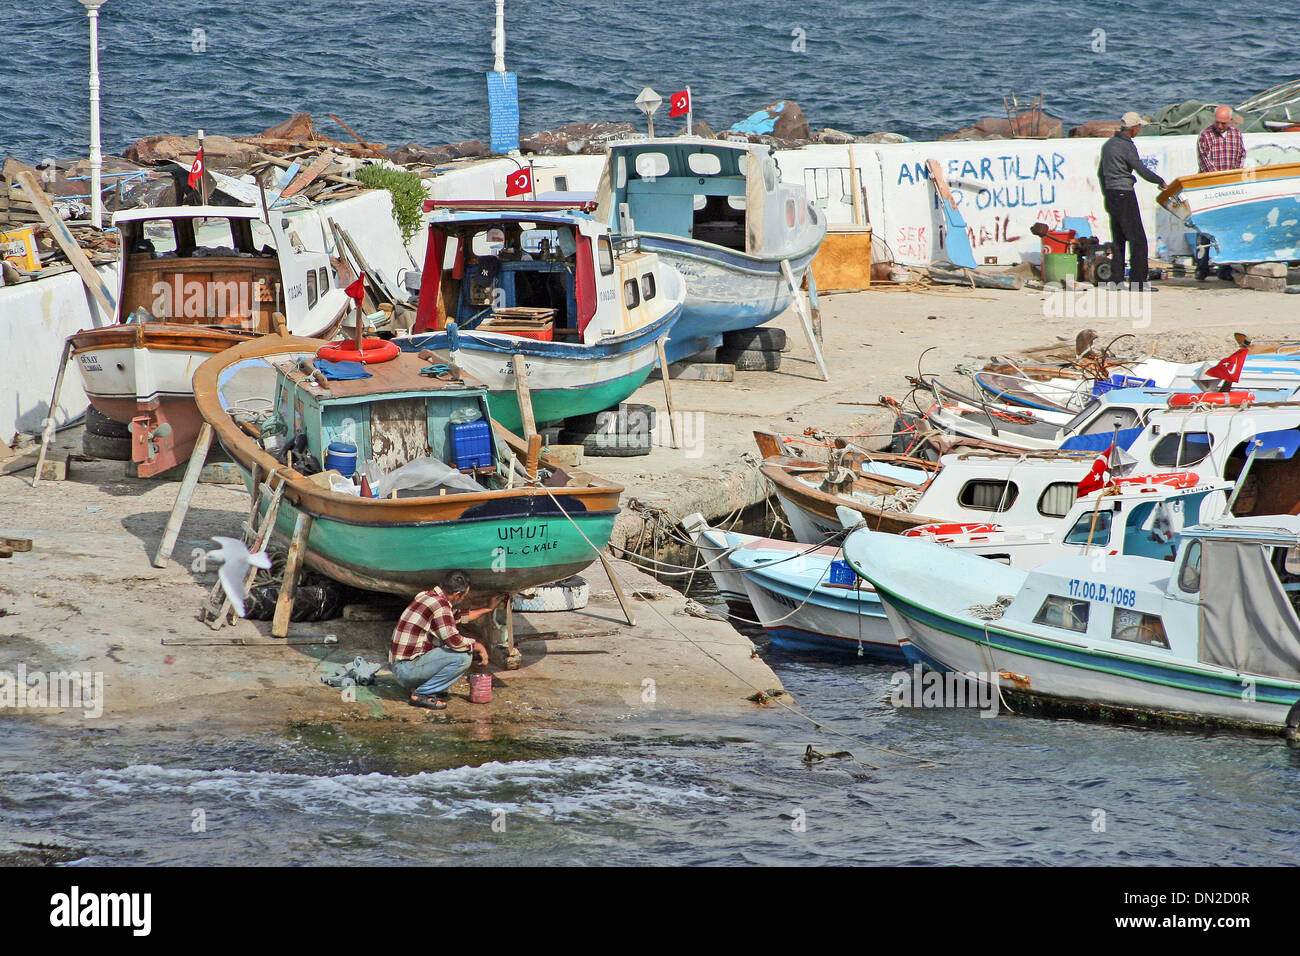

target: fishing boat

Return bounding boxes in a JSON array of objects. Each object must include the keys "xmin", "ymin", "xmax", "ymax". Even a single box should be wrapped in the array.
[
  {"xmin": 754, "ymin": 430, "xmax": 1100, "ymax": 544},
  {"xmin": 685, "ymin": 478, "xmax": 1226, "ymax": 659},
  {"xmin": 399, "ymin": 202, "xmax": 685, "ymax": 432},
  {"xmin": 1158, "ymin": 162, "xmax": 1300, "ymax": 264},
  {"xmin": 191, "ymin": 333, "xmax": 623, "ymax": 598},
  {"xmin": 594, "ymin": 137, "xmax": 826, "ymax": 362},
  {"xmin": 69, "ymin": 205, "xmax": 348, "ymax": 476},
  {"xmin": 844, "ymin": 516, "xmax": 1300, "ymax": 733}
]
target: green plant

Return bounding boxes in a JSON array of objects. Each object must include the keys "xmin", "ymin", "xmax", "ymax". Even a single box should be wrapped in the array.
[{"xmin": 356, "ymin": 164, "xmax": 425, "ymax": 245}]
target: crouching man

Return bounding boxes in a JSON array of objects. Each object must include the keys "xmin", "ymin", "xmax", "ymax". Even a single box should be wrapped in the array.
[{"xmin": 389, "ymin": 570, "xmax": 499, "ymax": 710}]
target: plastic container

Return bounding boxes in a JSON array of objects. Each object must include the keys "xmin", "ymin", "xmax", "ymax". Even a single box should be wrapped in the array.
[
  {"xmin": 468, "ymin": 672, "xmax": 493, "ymax": 703},
  {"xmin": 1038, "ymin": 227, "xmax": 1077, "ymax": 256},
  {"xmin": 828, "ymin": 559, "xmax": 857, "ymax": 586},
  {"xmin": 324, "ymin": 441, "xmax": 358, "ymax": 476},
  {"xmin": 1042, "ymin": 253, "xmax": 1078, "ymax": 283},
  {"xmin": 449, "ymin": 419, "xmax": 493, "ymax": 470}
]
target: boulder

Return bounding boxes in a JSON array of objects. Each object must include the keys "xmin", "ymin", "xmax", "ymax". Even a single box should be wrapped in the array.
[
  {"xmin": 520, "ymin": 122, "xmax": 635, "ymax": 155},
  {"xmin": 385, "ymin": 142, "xmax": 454, "ymax": 167},
  {"xmin": 259, "ymin": 113, "xmax": 316, "ymax": 141},
  {"xmin": 1070, "ymin": 120, "xmax": 1123, "ymax": 138},
  {"xmin": 1246, "ymin": 261, "xmax": 1287, "ymax": 278},
  {"xmin": 726, "ymin": 100, "xmax": 810, "ymax": 142},
  {"xmin": 857, "ymin": 131, "xmax": 912, "ymax": 144},
  {"xmin": 813, "ymin": 128, "xmax": 856, "ymax": 144},
  {"xmin": 445, "ymin": 140, "xmax": 489, "ymax": 159},
  {"xmin": 123, "ymin": 134, "xmax": 259, "ymax": 167},
  {"xmin": 1234, "ymin": 272, "xmax": 1286, "ymax": 292},
  {"xmin": 677, "ymin": 120, "xmax": 716, "ymax": 139}
]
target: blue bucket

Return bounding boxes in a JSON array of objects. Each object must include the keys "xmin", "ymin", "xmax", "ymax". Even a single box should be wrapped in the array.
[
  {"xmin": 325, "ymin": 441, "xmax": 358, "ymax": 476},
  {"xmin": 828, "ymin": 559, "xmax": 856, "ymax": 585}
]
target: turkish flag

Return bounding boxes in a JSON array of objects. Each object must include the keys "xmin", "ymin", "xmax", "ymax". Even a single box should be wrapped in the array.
[
  {"xmin": 1077, "ymin": 443, "xmax": 1114, "ymax": 497},
  {"xmin": 669, "ymin": 89, "xmax": 691, "ymax": 117},
  {"xmin": 505, "ymin": 167, "xmax": 532, "ymax": 197},
  {"xmin": 345, "ymin": 275, "xmax": 365, "ymax": 302},
  {"xmin": 187, "ymin": 147, "xmax": 205, "ymax": 190},
  {"xmin": 1206, "ymin": 347, "xmax": 1248, "ymax": 384}
]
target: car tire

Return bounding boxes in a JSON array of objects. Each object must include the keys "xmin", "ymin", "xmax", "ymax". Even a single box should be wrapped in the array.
[
  {"xmin": 722, "ymin": 327, "xmax": 787, "ymax": 352},
  {"xmin": 564, "ymin": 402, "xmax": 656, "ymax": 436},
  {"xmin": 82, "ymin": 430, "xmax": 133, "ymax": 461},
  {"xmin": 86, "ymin": 405, "xmax": 132, "ymax": 439},
  {"xmin": 558, "ymin": 428, "xmax": 653, "ymax": 457},
  {"xmin": 716, "ymin": 347, "xmax": 782, "ymax": 372}
]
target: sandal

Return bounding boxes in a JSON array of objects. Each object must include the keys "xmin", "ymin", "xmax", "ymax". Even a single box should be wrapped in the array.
[{"xmin": 408, "ymin": 693, "xmax": 447, "ymax": 710}]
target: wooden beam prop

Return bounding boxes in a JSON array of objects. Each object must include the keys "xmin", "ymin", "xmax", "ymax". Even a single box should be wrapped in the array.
[
  {"xmin": 152, "ymin": 422, "xmax": 214, "ymax": 567},
  {"xmin": 511, "ymin": 354, "xmax": 538, "ymax": 439},
  {"xmin": 16, "ymin": 171, "xmax": 116, "ymax": 317},
  {"xmin": 655, "ymin": 334, "xmax": 680, "ymax": 449},
  {"xmin": 31, "ymin": 338, "xmax": 73, "ymax": 488},
  {"xmin": 272, "ymin": 512, "xmax": 313, "ymax": 638},
  {"xmin": 781, "ymin": 259, "xmax": 829, "ymax": 382}
]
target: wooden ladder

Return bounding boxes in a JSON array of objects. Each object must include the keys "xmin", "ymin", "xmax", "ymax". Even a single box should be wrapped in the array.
[{"xmin": 199, "ymin": 466, "xmax": 286, "ymax": 629}]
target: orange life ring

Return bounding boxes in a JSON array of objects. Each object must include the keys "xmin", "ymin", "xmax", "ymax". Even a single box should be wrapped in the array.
[
  {"xmin": 1167, "ymin": 390, "xmax": 1254, "ymax": 407},
  {"xmin": 317, "ymin": 338, "xmax": 400, "ymax": 365}
]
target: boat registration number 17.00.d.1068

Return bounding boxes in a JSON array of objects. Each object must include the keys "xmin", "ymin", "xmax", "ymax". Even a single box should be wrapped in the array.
[{"xmin": 1067, "ymin": 579, "xmax": 1137, "ymax": 607}]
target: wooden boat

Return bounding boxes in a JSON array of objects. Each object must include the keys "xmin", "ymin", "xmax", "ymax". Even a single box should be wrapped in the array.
[
  {"xmin": 400, "ymin": 203, "xmax": 685, "ymax": 432},
  {"xmin": 594, "ymin": 138, "xmax": 826, "ymax": 362},
  {"xmin": 192, "ymin": 334, "xmax": 623, "ymax": 598},
  {"xmin": 754, "ymin": 430, "xmax": 1096, "ymax": 543},
  {"xmin": 1158, "ymin": 162, "xmax": 1300, "ymax": 265},
  {"xmin": 685, "ymin": 479, "xmax": 1227, "ymax": 659},
  {"xmin": 845, "ymin": 516, "xmax": 1300, "ymax": 733},
  {"xmin": 69, "ymin": 205, "xmax": 348, "ymax": 476}
]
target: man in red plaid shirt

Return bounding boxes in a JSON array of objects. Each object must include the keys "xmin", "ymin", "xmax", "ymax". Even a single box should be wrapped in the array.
[
  {"xmin": 389, "ymin": 571, "xmax": 498, "ymax": 709},
  {"xmin": 1195, "ymin": 106, "xmax": 1246, "ymax": 280}
]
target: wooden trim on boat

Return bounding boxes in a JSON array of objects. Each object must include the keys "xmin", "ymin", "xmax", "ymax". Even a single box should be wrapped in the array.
[{"xmin": 1158, "ymin": 162, "xmax": 1300, "ymax": 204}]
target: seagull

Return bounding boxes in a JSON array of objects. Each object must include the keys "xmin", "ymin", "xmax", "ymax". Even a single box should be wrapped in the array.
[{"xmin": 207, "ymin": 537, "xmax": 272, "ymax": 617}]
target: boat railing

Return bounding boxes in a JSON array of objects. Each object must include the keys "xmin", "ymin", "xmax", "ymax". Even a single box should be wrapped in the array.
[{"xmin": 610, "ymin": 234, "xmax": 642, "ymax": 256}]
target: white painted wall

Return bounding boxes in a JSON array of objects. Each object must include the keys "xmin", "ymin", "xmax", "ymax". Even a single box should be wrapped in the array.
[{"xmin": 0, "ymin": 264, "xmax": 117, "ymax": 446}]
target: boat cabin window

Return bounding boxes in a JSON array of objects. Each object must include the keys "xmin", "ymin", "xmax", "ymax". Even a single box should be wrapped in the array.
[
  {"xmin": 688, "ymin": 152, "xmax": 722, "ymax": 175},
  {"xmin": 1177, "ymin": 540, "xmax": 1202, "ymax": 593},
  {"xmin": 623, "ymin": 279, "xmax": 640, "ymax": 309},
  {"xmin": 1082, "ymin": 407, "xmax": 1141, "ymax": 435},
  {"xmin": 318, "ymin": 266, "xmax": 330, "ymax": 291},
  {"xmin": 306, "ymin": 270, "xmax": 318, "ymax": 310},
  {"xmin": 641, "ymin": 273, "xmax": 656, "ymax": 301},
  {"xmin": 133, "ymin": 220, "xmax": 178, "ymax": 256},
  {"xmin": 554, "ymin": 175, "xmax": 569, "ymax": 191},
  {"xmin": 1033, "ymin": 594, "xmax": 1090, "ymax": 633},
  {"xmin": 1112, "ymin": 609, "xmax": 1170, "ymax": 649},
  {"xmin": 1151, "ymin": 431, "xmax": 1214, "ymax": 467},
  {"xmin": 1064, "ymin": 508, "xmax": 1112, "ymax": 546},
  {"xmin": 959, "ymin": 479, "xmax": 1019, "ymax": 512},
  {"xmin": 1038, "ymin": 482, "xmax": 1079, "ymax": 518},
  {"xmin": 728, "ymin": 196, "xmax": 746, "ymax": 211},
  {"xmin": 634, "ymin": 152, "xmax": 671, "ymax": 179},
  {"xmin": 598, "ymin": 237, "xmax": 614, "ymax": 276}
]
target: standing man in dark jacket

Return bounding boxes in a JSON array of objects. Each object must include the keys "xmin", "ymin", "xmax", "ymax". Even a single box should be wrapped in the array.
[{"xmin": 1098, "ymin": 111, "xmax": 1167, "ymax": 290}]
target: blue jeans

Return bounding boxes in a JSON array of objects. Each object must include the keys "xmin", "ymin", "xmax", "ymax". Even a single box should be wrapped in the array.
[{"xmin": 391, "ymin": 646, "xmax": 472, "ymax": 697}]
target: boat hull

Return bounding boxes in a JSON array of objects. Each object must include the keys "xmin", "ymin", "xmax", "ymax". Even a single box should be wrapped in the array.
[
  {"xmin": 638, "ymin": 235, "xmax": 820, "ymax": 363},
  {"xmin": 69, "ymin": 324, "xmax": 253, "ymax": 476},
  {"xmin": 879, "ymin": 589, "xmax": 1300, "ymax": 731},
  {"xmin": 1166, "ymin": 163, "xmax": 1300, "ymax": 263},
  {"xmin": 397, "ymin": 306, "xmax": 679, "ymax": 432}
]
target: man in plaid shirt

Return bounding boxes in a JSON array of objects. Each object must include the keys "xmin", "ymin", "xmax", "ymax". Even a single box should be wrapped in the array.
[
  {"xmin": 1195, "ymin": 106, "xmax": 1246, "ymax": 280},
  {"xmin": 389, "ymin": 570, "xmax": 497, "ymax": 709}
]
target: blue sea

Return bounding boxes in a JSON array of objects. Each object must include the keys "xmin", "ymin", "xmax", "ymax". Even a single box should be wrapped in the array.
[
  {"xmin": 2, "ymin": 0, "xmax": 1299, "ymax": 163},
  {"xmin": 2, "ymin": 1, "xmax": 1299, "ymax": 869}
]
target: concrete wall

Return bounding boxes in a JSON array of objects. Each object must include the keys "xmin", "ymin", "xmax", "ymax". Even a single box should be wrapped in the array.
[{"xmin": 0, "ymin": 265, "xmax": 117, "ymax": 447}]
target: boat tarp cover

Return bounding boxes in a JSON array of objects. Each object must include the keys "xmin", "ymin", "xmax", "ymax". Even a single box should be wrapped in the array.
[
  {"xmin": 1058, "ymin": 426, "xmax": 1144, "ymax": 453},
  {"xmin": 1198, "ymin": 540, "xmax": 1300, "ymax": 681}
]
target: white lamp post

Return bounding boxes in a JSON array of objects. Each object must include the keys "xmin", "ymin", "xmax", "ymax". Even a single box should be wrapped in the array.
[{"xmin": 78, "ymin": 0, "xmax": 109, "ymax": 229}]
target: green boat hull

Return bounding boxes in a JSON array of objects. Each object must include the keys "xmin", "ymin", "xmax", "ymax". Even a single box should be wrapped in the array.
[
  {"xmin": 484, "ymin": 367, "xmax": 656, "ymax": 433},
  {"xmin": 242, "ymin": 474, "xmax": 617, "ymax": 597}
]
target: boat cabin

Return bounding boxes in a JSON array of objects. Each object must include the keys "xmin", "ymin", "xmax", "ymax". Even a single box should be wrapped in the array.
[
  {"xmin": 594, "ymin": 137, "xmax": 822, "ymax": 257},
  {"xmin": 411, "ymin": 208, "xmax": 672, "ymax": 345},
  {"xmin": 112, "ymin": 205, "xmax": 345, "ymax": 333}
]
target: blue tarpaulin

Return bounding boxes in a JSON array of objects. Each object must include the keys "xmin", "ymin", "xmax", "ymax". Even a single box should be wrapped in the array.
[
  {"xmin": 315, "ymin": 359, "xmax": 372, "ymax": 381},
  {"xmin": 1059, "ymin": 426, "xmax": 1144, "ymax": 452}
]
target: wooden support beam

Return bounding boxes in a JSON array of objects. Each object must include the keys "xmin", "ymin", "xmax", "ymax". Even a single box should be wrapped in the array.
[
  {"xmin": 271, "ymin": 513, "xmax": 313, "ymax": 638},
  {"xmin": 524, "ymin": 433, "xmax": 542, "ymax": 481},
  {"xmin": 655, "ymin": 334, "xmax": 680, "ymax": 449},
  {"xmin": 511, "ymin": 353, "xmax": 538, "ymax": 439},
  {"xmin": 15, "ymin": 171, "xmax": 116, "ymax": 318},
  {"xmin": 31, "ymin": 338, "xmax": 73, "ymax": 488},
  {"xmin": 597, "ymin": 552, "xmax": 636, "ymax": 627},
  {"xmin": 152, "ymin": 422, "xmax": 214, "ymax": 568},
  {"xmin": 781, "ymin": 259, "xmax": 829, "ymax": 382}
]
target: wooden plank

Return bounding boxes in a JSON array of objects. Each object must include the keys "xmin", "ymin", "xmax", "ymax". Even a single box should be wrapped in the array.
[
  {"xmin": 655, "ymin": 334, "xmax": 679, "ymax": 450},
  {"xmin": 152, "ymin": 422, "xmax": 213, "ymax": 568},
  {"xmin": 31, "ymin": 339, "xmax": 73, "ymax": 488},
  {"xmin": 1, "ymin": 450, "xmax": 67, "ymax": 479},
  {"xmin": 278, "ymin": 151, "xmax": 337, "ymax": 201},
  {"xmin": 14, "ymin": 171, "xmax": 116, "ymax": 317},
  {"xmin": 272, "ymin": 513, "xmax": 313, "ymax": 638},
  {"xmin": 780, "ymin": 259, "xmax": 829, "ymax": 382},
  {"xmin": 647, "ymin": 362, "xmax": 735, "ymax": 383},
  {"xmin": 161, "ymin": 633, "xmax": 338, "ymax": 646},
  {"xmin": 511, "ymin": 354, "xmax": 538, "ymax": 439}
]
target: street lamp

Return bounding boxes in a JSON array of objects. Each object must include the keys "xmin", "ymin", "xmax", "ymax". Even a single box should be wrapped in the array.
[
  {"xmin": 635, "ymin": 87, "xmax": 662, "ymax": 138},
  {"xmin": 78, "ymin": 0, "xmax": 109, "ymax": 229}
]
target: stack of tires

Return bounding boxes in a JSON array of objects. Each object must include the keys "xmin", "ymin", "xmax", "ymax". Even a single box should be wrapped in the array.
[
  {"xmin": 82, "ymin": 407, "xmax": 132, "ymax": 461},
  {"xmin": 715, "ymin": 327, "xmax": 786, "ymax": 372},
  {"xmin": 559, "ymin": 402, "xmax": 656, "ymax": 457}
]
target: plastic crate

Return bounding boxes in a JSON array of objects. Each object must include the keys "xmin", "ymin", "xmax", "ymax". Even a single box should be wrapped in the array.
[
  {"xmin": 449, "ymin": 419, "xmax": 493, "ymax": 470},
  {"xmin": 828, "ymin": 559, "xmax": 857, "ymax": 585}
]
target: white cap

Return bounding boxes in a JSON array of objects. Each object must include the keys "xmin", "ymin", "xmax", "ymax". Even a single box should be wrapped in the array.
[{"xmin": 1120, "ymin": 111, "xmax": 1147, "ymax": 128}]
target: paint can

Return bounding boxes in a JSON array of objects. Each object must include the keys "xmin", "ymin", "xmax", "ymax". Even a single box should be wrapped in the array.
[{"xmin": 469, "ymin": 672, "xmax": 493, "ymax": 704}]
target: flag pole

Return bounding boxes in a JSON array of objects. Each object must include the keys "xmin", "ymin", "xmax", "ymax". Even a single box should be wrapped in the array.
[
  {"xmin": 686, "ymin": 86, "xmax": 693, "ymax": 136},
  {"xmin": 197, "ymin": 128, "xmax": 208, "ymax": 206},
  {"xmin": 529, "ymin": 160, "xmax": 536, "ymax": 200}
]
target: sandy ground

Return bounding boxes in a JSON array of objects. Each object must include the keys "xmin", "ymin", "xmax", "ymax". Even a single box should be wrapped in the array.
[{"xmin": 0, "ymin": 276, "xmax": 1294, "ymax": 766}]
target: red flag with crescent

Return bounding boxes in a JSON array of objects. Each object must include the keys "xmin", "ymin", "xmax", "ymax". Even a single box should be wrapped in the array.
[
  {"xmin": 505, "ymin": 167, "xmax": 532, "ymax": 197},
  {"xmin": 669, "ymin": 89, "xmax": 691, "ymax": 117}
]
